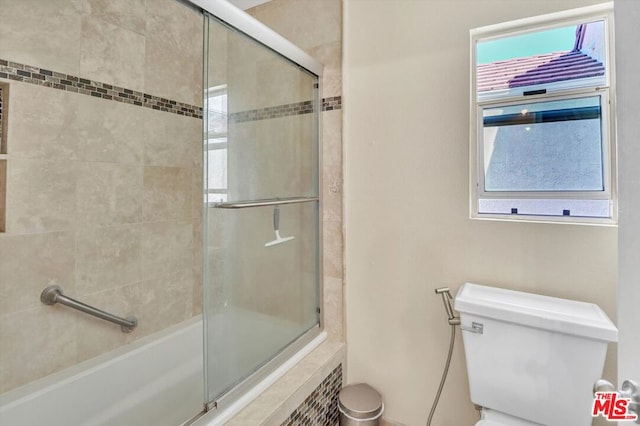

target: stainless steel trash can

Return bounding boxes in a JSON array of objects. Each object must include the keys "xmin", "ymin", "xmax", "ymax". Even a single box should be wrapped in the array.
[{"xmin": 338, "ymin": 383, "xmax": 384, "ymax": 426}]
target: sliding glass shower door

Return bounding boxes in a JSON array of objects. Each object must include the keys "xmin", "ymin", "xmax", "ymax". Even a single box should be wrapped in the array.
[{"xmin": 202, "ymin": 13, "xmax": 321, "ymax": 409}]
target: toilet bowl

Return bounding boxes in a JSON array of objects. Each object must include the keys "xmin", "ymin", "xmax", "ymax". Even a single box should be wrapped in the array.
[{"xmin": 455, "ymin": 283, "xmax": 617, "ymax": 426}]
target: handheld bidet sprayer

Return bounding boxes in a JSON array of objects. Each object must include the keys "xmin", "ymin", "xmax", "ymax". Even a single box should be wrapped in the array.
[
  {"xmin": 427, "ymin": 287, "xmax": 461, "ymax": 426},
  {"xmin": 435, "ymin": 287, "xmax": 460, "ymax": 325}
]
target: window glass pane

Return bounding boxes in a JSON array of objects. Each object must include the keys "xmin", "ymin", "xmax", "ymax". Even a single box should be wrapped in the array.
[
  {"xmin": 208, "ymin": 148, "xmax": 228, "ymax": 190},
  {"xmin": 476, "ymin": 20, "xmax": 606, "ymax": 96},
  {"xmin": 208, "ymin": 137, "xmax": 227, "ymax": 146},
  {"xmin": 483, "ymin": 96, "xmax": 604, "ymax": 192},
  {"xmin": 207, "ymin": 193, "xmax": 228, "ymax": 203},
  {"xmin": 207, "ymin": 92, "xmax": 227, "ymax": 134}
]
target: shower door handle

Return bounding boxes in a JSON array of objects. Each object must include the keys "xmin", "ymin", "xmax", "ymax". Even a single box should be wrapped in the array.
[{"xmin": 214, "ymin": 196, "xmax": 318, "ymax": 209}]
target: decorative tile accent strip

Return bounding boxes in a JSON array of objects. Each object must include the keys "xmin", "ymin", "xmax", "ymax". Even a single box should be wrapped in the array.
[
  {"xmin": 322, "ymin": 96, "xmax": 342, "ymax": 111},
  {"xmin": 0, "ymin": 58, "xmax": 202, "ymax": 119},
  {"xmin": 281, "ymin": 364, "xmax": 343, "ymax": 426},
  {"xmin": 0, "ymin": 58, "xmax": 341, "ymax": 123},
  {"xmin": 229, "ymin": 99, "xmax": 314, "ymax": 123},
  {"xmin": 229, "ymin": 95, "xmax": 342, "ymax": 123}
]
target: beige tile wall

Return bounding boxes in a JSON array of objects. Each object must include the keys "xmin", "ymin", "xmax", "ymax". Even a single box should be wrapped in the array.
[
  {"xmin": 0, "ymin": 0, "xmax": 204, "ymax": 393},
  {"xmin": 0, "ymin": 0, "xmax": 83, "ymax": 77},
  {"xmin": 0, "ymin": 85, "xmax": 5, "ymax": 232},
  {"xmin": 247, "ymin": 0, "xmax": 344, "ymax": 342}
]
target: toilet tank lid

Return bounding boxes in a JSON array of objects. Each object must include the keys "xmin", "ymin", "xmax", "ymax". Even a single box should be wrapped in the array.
[{"xmin": 454, "ymin": 283, "xmax": 618, "ymax": 342}]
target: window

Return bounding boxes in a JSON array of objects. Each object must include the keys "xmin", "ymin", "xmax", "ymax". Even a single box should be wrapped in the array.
[
  {"xmin": 205, "ymin": 85, "xmax": 228, "ymax": 203},
  {"xmin": 470, "ymin": 3, "xmax": 615, "ymax": 223}
]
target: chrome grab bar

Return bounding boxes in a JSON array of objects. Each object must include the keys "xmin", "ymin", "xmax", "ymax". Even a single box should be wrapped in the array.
[
  {"xmin": 213, "ymin": 196, "xmax": 318, "ymax": 209},
  {"xmin": 40, "ymin": 285, "xmax": 138, "ymax": 333}
]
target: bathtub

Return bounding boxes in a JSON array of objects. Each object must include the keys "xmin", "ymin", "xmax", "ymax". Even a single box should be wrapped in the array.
[
  {"xmin": 0, "ymin": 317, "xmax": 204, "ymax": 426},
  {"xmin": 0, "ymin": 308, "xmax": 325, "ymax": 426}
]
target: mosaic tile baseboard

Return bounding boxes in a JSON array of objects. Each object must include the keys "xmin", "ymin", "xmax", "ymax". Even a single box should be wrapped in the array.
[
  {"xmin": 280, "ymin": 364, "xmax": 342, "ymax": 426},
  {"xmin": 0, "ymin": 58, "xmax": 341, "ymax": 124}
]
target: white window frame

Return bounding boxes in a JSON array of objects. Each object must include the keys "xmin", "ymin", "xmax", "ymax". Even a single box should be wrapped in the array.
[
  {"xmin": 477, "ymin": 90, "xmax": 612, "ymax": 200},
  {"xmin": 469, "ymin": 2, "xmax": 617, "ymax": 225}
]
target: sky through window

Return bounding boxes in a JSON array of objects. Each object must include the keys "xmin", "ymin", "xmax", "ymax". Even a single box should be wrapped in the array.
[{"xmin": 477, "ymin": 26, "xmax": 577, "ymax": 64}]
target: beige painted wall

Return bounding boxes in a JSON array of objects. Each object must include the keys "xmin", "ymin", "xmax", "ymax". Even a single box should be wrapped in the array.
[
  {"xmin": 343, "ymin": 1, "xmax": 616, "ymax": 425},
  {"xmin": 0, "ymin": 0, "xmax": 203, "ymax": 393}
]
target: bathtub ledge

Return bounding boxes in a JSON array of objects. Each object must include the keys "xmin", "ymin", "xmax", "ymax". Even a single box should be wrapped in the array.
[{"xmin": 194, "ymin": 336, "xmax": 345, "ymax": 426}]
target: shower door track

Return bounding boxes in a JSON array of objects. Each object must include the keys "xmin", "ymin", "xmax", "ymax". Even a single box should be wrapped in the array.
[{"xmin": 213, "ymin": 196, "xmax": 318, "ymax": 209}]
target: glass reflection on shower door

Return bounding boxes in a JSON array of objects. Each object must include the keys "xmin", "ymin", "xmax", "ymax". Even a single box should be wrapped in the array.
[
  {"xmin": 203, "ymin": 14, "xmax": 321, "ymax": 407},
  {"xmin": 206, "ymin": 86, "xmax": 228, "ymax": 203}
]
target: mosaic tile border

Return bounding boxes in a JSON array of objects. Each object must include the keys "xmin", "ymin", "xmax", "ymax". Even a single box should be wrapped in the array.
[
  {"xmin": 230, "ymin": 95, "xmax": 341, "ymax": 124},
  {"xmin": 322, "ymin": 96, "xmax": 341, "ymax": 111},
  {"xmin": 230, "ymin": 100, "xmax": 313, "ymax": 123},
  {"xmin": 280, "ymin": 364, "xmax": 342, "ymax": 426},
  {"xmin": 0, "ymin": 59, "xmax": 203, "ymax": 119},
  {"xmin": 0, "ymin": 58, "xmax": 341, "ymax": 123}
]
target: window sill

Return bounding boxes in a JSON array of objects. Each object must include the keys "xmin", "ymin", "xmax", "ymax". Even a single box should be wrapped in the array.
[{"xmin": 469, "ymin": 212, "xmax": 618, "ymax": 227}]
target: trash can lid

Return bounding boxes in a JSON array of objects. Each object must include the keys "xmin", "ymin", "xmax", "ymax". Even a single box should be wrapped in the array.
[{"xmin": 338, "ymin": 383, "xmax": 383, "ymax": 420}]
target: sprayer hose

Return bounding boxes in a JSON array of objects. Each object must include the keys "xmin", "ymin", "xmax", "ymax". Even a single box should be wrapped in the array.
[{"xmin": 427, "ymin": 323, "xmax": 456, "ymax": 426}]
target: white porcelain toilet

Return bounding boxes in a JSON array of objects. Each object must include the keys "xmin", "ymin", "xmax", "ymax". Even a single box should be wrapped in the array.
[{"xmin": 454, "ymin": 283, "xmax": 618, "ymax": 426}]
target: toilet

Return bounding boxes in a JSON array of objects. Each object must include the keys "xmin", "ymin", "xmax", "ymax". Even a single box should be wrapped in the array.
[{"xmin": 454, "ymin": 283, "xmax": 618, "ymax": 426}]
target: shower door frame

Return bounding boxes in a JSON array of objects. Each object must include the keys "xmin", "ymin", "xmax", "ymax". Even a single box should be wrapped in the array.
[
  {"xmin": 193, "ymin": 0, "xmax": 325, "ymax": 418},
  {"xmin": 191, "ymin": 0, "xmax": 324, "ymax": 77}
]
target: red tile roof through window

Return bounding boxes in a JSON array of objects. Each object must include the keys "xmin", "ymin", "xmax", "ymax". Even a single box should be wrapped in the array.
[{"xmin": 477, "ymin": 50, "xmax": 605, "ymax": 92}]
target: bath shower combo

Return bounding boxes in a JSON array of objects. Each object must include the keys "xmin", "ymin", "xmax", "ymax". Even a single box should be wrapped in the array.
[{"xmin": 0, "ymin": 0, "xmax": 325, "ymax": 424}]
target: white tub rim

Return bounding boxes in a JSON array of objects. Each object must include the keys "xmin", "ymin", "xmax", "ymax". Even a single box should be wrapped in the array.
[
  {"xmin": 0, "ymin": 316, "xmax": 203, "ymax": 410},
  {"xmin": 193, "ymin": 328, "xmax": 327, "ymax": 426}
]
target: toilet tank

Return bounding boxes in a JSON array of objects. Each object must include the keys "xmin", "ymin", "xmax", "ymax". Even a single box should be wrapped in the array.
[{"xmin": 454, "ymin": 283, "xmax": 617, "ymax": 426}]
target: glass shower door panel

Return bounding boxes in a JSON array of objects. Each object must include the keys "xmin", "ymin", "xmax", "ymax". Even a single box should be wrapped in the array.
[
  {"xmin": 218, "ymin": 17, "xmax": 317, "ymax": 202},
  {"xmin": 203, "ymin": 15, "xmax": 320, "ymax": 406},
  {"xmin": 205, "ymin": 202, "xmax": 319, "ymax": 400},
  {"xmin": 227, "ymin": 113, "xmax": 317, "ymax": 201}
]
